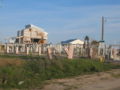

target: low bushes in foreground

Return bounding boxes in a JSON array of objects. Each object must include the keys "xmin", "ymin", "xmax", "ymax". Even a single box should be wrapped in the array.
[{"xmin": 0, "ymin": 56, "xmax": 120, "ymax": 89}]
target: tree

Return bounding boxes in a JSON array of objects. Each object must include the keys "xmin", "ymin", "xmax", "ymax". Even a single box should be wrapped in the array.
[
  {"xmin": 91, "ymin": 40, "xmax": 99, "ymax": 46},
  {"xmin": 84, "ymin": 36, "xmax": 90, "ymax": 58}
]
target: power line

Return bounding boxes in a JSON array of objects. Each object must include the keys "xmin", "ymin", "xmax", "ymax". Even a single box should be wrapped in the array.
[{"xmin": 104, "ymin": 17, "xmax": 120, "ymax": 20}]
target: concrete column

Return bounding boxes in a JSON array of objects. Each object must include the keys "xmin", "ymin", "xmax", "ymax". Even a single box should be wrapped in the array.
[
  {"xmin": 15, "ymin": 46, "xmax": 19, "ymax": 54},
  {"xmin": 64, "ymin": 45, "xmax": 74, "ymax": 59},
  {"xmin": 35, "ymin": 45, "xmax": 39, "ymax": 52},
  {"xmin": 38, "ymin": 46, "xmax": 41, "ymax": 55},
  {"xmin": 60, "ymin": 45, "xmax": 62, "ymax": 55},
  {"xmin": 111, "ymin": 48, "xmax": 113, "ymax": 59},
  {"xmin": 23, "ymin": 45, "xmax": 26, "ymax": 52},
  {"xmin": 98, "ymin": 42, "xmax": 106, "ymax": 57},
  {"xmin": 26, "ymin": 47, "xmax": 29, "ymax": 55},
  {"xmin": 30, "ymin": 45, "xmax": 33, "ymax": 53},
  {"xmin": 68, "ymin": 45, "xmax": 74, "ymax": 59},
  {"xmin": 90, "ymin": 48, "xmax": 93, "ymax": 58},
  {"xmin": 11, "ymin": 45, "xmax": 14, "ymax": 53},
  {"xmin": 6, "ymin": 45, "xmax": 9, "ymax": 53},
  {"xmin": 47, "ymin": 48, "xmax": 52, "ymax": 60}
]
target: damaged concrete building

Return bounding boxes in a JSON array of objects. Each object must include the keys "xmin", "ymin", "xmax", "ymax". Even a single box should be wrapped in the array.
[
  {"xmin": 16, "ymin": 24, "xmax": 48, "ymax": 44},
  {"xmin": 3, "ymin": 24, "xmax": 48, "ymax": 55}
]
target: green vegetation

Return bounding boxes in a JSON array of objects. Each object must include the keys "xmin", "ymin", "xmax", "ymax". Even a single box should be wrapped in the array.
[{"xmin": 0, "ymin": 55, "xmax": 120, "ymax": 89}]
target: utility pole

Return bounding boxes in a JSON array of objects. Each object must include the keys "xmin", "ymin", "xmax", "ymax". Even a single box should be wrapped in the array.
[
  {"xmin": 101, "ymin": 16, "xmax": 104, "ymax": 42},
  {"xmin": 98, "ymin": 16, "xmax": 106, "ymax": 58}
]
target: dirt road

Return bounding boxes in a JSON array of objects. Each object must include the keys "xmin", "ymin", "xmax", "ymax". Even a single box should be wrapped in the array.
[{"xmin": 41, "ymin": 69, "xmax": 120, "ymax": 90}]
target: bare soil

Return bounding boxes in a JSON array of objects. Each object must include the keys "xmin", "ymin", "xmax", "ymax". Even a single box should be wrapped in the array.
[{"xmin": 41, "ymin": 69, "xmax": 120, "ymax": 90}]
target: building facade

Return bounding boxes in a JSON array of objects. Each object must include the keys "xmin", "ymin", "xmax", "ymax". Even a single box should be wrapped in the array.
[{"xmin": 16, "ymin": 24, "xmax": 48, "ymax": 44}]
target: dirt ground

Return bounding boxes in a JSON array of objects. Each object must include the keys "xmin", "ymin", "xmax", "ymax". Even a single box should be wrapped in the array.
[{"xmin": 41, "ymin": 69, "xmax": 120, "ymax": 90}]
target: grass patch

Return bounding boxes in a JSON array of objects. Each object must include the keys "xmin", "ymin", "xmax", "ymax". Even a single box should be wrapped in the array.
[{"xmin": 0, "ymin": 55, "xmax": 119, "ymax": 89}]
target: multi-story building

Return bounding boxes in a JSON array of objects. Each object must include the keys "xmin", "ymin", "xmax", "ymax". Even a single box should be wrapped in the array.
[{"xmin": 16, "ymin": 24, "xmax": 48, "ymax": 44}]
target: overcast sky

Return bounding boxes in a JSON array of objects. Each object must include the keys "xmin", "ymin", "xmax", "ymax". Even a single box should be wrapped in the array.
[{"xmin": 0, "ymin": 0, "xmax": 120, "ymax": 44}]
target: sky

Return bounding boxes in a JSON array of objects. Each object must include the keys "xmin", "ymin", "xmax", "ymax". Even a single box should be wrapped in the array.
[{"xmin": 0, "ymin": 0, "xmax": 120, "ymax": 44}]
